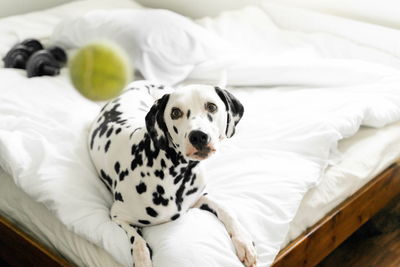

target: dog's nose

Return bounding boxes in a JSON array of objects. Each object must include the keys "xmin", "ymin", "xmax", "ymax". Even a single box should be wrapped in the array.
[{"xmin": 189, "ymin": 130, "xmax": 209, "ymax": 149}]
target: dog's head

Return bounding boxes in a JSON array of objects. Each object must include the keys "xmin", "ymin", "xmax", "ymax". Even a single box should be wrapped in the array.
[{"xmin": 145, "ymin": 84, "xmax": 244, "ymax": 161}]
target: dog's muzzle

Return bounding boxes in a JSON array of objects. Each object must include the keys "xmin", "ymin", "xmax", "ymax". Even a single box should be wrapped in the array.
[
  {"xmin": 187, "ymin": 130, "xmax": 215, "ymax": 160},
  {"xmin": 189, "ymin": 130, "xmax": 209, "ymax": 149}
]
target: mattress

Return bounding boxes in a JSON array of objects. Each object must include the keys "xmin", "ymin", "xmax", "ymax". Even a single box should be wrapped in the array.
[{"xmin": 1, "ymin": 120, "xmax": 400, "ymax": 267}]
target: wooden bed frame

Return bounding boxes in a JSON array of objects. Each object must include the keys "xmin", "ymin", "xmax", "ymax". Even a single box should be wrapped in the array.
[{"xmin": 1, "ymin": 160, "xmax": 399, "ymax": 267}]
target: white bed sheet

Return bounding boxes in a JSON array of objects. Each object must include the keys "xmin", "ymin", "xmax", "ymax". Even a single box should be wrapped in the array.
[
  {"xmin": 0, "ymin": 167, "xmax": 121, "ymax": 267},
  {"xmin": 283, "ymin": 120, "xmax": 400, "ymax": 246},
  {"xmin": 1, "ymin": 120, "xmax": 400, "ymax": 267}
]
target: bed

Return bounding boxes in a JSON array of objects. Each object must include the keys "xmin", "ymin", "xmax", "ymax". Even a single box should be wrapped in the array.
[
  {"xmin": 1, "ymin": 1, "xmax": 400, "ymax": 267},
  {"xmin": 1, "ymin": 122, "xmax": 400, "ymax": 267}
]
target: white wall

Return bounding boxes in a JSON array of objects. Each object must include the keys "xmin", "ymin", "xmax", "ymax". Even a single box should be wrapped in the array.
[
  {"xmin": 0, "ymin": 0, "xmax": 76, "ymax": 18},
  {"xmin": 278, "ymin": 0, "xmax": 400, "ymax": 28},
  {"xmin": 0, "ymin": 0, "xmax": 399, "ymax": 28},
  {"xmin": 136, "ymin": 0, "xmax": 261, "ymax": 18},
  {"xmin": 136, "ymin": 0, "xmax": 400, "ymax": 28}
]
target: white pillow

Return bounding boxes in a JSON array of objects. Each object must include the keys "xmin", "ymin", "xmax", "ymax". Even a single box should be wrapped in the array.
[{"xmin": 51, "ymin": 9, "xmax": 228, "ymax": 85}]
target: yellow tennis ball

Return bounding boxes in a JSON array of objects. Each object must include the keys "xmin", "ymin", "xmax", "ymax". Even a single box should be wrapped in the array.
[{"xmin": 69, "ymin": 41, "xmax": 133, "ymax": 101}]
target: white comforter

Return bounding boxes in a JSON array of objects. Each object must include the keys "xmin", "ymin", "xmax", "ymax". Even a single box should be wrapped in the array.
[{"xmin": 1, "ymin": 1, "xmax": 400, "ymax": 267}]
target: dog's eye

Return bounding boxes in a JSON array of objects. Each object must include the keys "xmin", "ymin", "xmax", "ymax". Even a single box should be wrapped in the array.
[
  {"xmin": 171, "ymin": 108, "xmax": 183, "ymax": 119},
  {"xmin": 206, "ymin": 102, "xmax": 218, "ymax": 113}
]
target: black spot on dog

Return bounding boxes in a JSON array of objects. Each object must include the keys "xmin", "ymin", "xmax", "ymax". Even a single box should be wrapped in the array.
[
  {"xmin": 169, "ymin": 166, "xmax": 178, "ymax": 176},
  {"xmin": 99, "ymin": 169, "xmax": 113, "ymax": 190},
  {"xmin": 90, "ymin": 103, "xmax": 123, "ymax": 149},
  {"xmin": 119, "ymin": 169, "xmax": 129, "ymax": 181},
  {"xmin": 130, "ymin": 236, "xmax": 135, "ymax": 244},
  {"xmin": 136, "ymin": 227, "xmax": 143, "ymax": 236},
  {"xmin": 136, "ymin": 182, "xmax": 147, "ymax": 194},
  {"xmin": 161, "ymin": 159, "xmax": 167, "ymax": 169},
  {"xmin": 190, "ymin": 174, "xmax": 197, "ymax": 186},
  {"xmin": 131, "ymin": 144, "xmax": 137, "ymax": 155},
  {"xmin": 174, "ymin": 174, "xmax": 183, "ymax": 185},
  {"xmin": 147, "ymin": 243, "xmax": 153, "ymax": 259},
  {"xmin": 143, "ymin": 134, "xmax": 160, "ymax": 167},
  {"xmin": 130, "ymin": 248, "xmax": 133, "ymax": 255},
  {"xmin": 175, "ymin": 161, "xmax": 198, "ymax": 211},
  {"xmin": 173, "ymin": 126, "xmax": 178, "ymax": 134},
  {"xmin": 158, "ymin": 85, "xmax": 164, "ymax": 89},
  {"xmin": 200, "ymin": 204, "xmax": 218, "ymax": 217},
  {"xmin": 99, "ymin": 176, "xmax": 112, "ymax": 192},
  {"xmin": 138, "ymin": 219, "xmax": 150, "ymax": 225},
  {"xmin": 152, "ymin": 191, "xmax": 169, "ymax": 206},
  {"xmin": 140, "ymin": 172, "xmax": 145, "ymax": 177},
  {"xmin": 106, "ymin": 127, "xmax": 113, "ymax": 138},
  {"xmin": 186, "ymin": 187, "xmax": 198, "ymax": 196},
  {"xmin": 186, "ymin": 110, "xmax": 191, "ymax": 119},
  {"xmin": 207, "ymin": 114, "xmax": 213, "ymax": 122},
  {"xmin": 113, "ymin": 180, "xmax": 117, "ymax": 188},
  {"xmin": 171, "ymin": 214, "xmax": 180, "ymax": 221},
  {"xmin": 105, "ymin": 140, "xmax": 111, "ymax": 152},
  {"xmin": 157, "ymin": 185, "xmax": 165, "ymax": 194},
  {"xmin": 154, "ymin": 170, "xmax": 165, "ymax": 180},
  {"xmin": 115, "ymin": 128, "xmax": 122, "ymax": 135},
  {"xmin": 114, "ymin": 191, "xmax": 124, "ymax": 202},
  {"xmin": 114, "ymin": 162, "xmax": 120, "ymax": 174},
  {"xmin": 131, "ymin": 151, "xmax": 143, "ymax": 171},
  {"xmin": 146, "ymin": 207, "xmax": 158, "ymax": 217}
]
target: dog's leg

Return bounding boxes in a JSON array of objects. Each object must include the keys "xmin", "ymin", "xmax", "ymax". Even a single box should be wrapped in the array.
[
  {"xmin": 113, "ymin": 219, "xmax": 152, "ymax": 267},
  {"xmin": 193, "ymin": 195, "xmax": 257, "ymax": 267}
]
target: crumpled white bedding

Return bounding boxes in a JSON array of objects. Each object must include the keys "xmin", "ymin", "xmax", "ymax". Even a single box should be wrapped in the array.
[
  {"xmin": 1, "ymin": 1, "xmax": 400, "ymax": 267},
  {"xmin": 284, "ymin": 120, "xmax": 400, "ymax": 246},
  {"xmin": 2, "ymin": 121, "xmax": 400, "ymax": 267}
]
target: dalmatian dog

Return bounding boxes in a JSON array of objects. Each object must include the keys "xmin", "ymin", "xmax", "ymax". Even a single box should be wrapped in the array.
[{"xmin": 88, "ymin": 80, "xmax": 256, "ymax": 267}]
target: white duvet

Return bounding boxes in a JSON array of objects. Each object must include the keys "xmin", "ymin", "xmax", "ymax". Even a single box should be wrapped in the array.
[{"xmin": 1, "ymin": 1, "xmax": 400, "ymax": 267}]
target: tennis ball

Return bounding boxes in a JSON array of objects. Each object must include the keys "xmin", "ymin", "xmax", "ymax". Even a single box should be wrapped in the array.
[{"xmin": 69, "ymin": 41, "xmax": 133, "ymax": 101}]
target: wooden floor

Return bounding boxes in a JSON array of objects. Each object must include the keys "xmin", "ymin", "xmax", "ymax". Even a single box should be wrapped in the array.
[{"xmin": 318, "ymin": 198, "xmax": 400, "ymax": 267}]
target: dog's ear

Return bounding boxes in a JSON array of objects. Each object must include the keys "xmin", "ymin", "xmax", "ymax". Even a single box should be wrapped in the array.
[
  {"xmin": 145, "ymin": 94, "xmax": 171, "ymax": 150},
  {"xmin": 215, "ymin": 87, "xmax": 244, "ymax": 138}
]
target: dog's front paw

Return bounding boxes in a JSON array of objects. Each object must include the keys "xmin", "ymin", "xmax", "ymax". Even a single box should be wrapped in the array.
[
  {"xmin": 133, "ymin": 240, "xmax": 152, "ymax": 267},
  {"xmin": 231, "ymin": 233, "xmax": 257, "ymax": 267}
]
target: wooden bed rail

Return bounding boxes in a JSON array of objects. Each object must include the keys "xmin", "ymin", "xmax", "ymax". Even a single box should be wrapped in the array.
[
  {"xmin": 0, "ymin": 214, "xmax": 73, "ymax": 267},
  {"xmin": 271, "ymin": 161, "xmax": 400, "ymax": 267}
]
